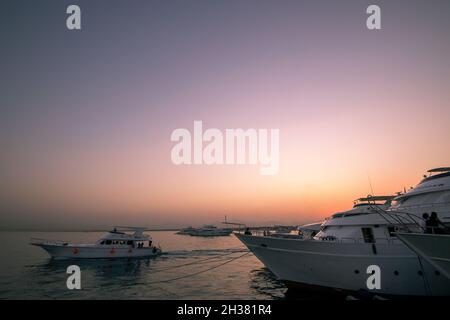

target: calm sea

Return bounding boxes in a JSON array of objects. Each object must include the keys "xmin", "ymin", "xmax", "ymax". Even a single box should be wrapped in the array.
[{"xmin": 0, "ymin": 231, "xmax": 287, "ymax": 300}]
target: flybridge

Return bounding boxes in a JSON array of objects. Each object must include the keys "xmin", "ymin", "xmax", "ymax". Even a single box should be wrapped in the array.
[
  {"xmin": 351, "ymin": 195, "xmax": 394, "ymax": 208},
  {"xmin": 420, "ymin": 167, "xmax": 450, "ymax": 184},
  {"xmin": 428, "ymin": 167, "xmax": 450, "ymax": 173},
  {"xmin": 100, "ymin": 226, "xmax": 151, "ymax": 240},
  {"xmin": 355, "ymin": 195, "xmax": 395, "ymax": 203}
]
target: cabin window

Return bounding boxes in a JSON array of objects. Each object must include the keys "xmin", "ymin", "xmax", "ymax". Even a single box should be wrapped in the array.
[
  {"xmin": 105, "ymin": 240, "xmax": 112, "ymax": 245},
  {"xmin": 100, "ymin": 240, "xmax": 105, "ymax": 245},
  {"xmin": 361, "ymin": 227, "xmax": 375, "ymax": 243},
  {"xmin": 127, "ymin": 240, "xmax": 133, "ymax": 245}
]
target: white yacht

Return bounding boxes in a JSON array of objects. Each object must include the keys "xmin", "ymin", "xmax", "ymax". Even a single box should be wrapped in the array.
[
  {"xmin": 178, "ymin": 225, "xmax": 232, "ymax": 237},
  {"xmin": 388, "ymin": 167, "xmax": 450, "ymax": 223},
  {"xmin": 236, "ymin": 168, "xmax": 450, "ymax": 297},
  {"xmin": 176, "ymin": 226, "xmax": 196, "ymax": 235},
  {"xmin": 31, "ymin": 227, "xmax": 162, "ymax": 259}
]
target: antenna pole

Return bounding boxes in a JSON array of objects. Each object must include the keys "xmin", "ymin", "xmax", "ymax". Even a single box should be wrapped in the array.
[{"xmin": 367, "ymin": 171, "xmax": 374, "ymax": 196}]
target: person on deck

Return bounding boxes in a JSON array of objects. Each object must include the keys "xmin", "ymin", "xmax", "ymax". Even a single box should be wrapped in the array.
[
  {"xmin": 422, "ymin": 213, "xmax": 430, "ymax": 233},
  {"xmin": 429, "ymin": 212, "xmax": 449, "ymax": 234}
]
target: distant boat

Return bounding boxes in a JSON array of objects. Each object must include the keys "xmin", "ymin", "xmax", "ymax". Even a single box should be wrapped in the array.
[
  {"xmin": 177, "ymin": 225, "xmax": 232, "ymax": 237},
  {"xmin": 176, "ymin": 226, "xmax": 196, "ymax": 235},
  {"xmin": 297, "ymin": 222, "xmax": 322, "ymax": 239},
  {"xmin": 30, "ymin": 227, "xmax": 162, "ymax": 259}
]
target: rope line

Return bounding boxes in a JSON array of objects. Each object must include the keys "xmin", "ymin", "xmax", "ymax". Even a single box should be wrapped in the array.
[
  {"xmin": 146, "ymin": 252, "xmax": 251, "ymax": 284},
  {"xmin": 149, "ymin": 249, "xmax": 248, "ymax": 273}
]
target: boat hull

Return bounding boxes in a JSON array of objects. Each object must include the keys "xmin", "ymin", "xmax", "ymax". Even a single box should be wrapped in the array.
[
  {"xmin": 32, "ymin": 243, "xmax": 162, "ymax": 259},
  {"xmin": 235, "ymin": 233, "xmax": 450, "ymax": 296},
  {"xmin": 397, "ymin": 233, "xmax": 450, "ymax": 279}
]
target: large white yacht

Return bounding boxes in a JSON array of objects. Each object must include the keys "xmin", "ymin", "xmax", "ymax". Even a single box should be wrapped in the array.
[
  {"xmin": 388, "ymin": 167, "xmax": 450, "ymax": 224},
  {"xmin": 236, "ymin": 168, "xmax": 450, "ymax": 297},
  {"xmin": 31, "ymin": 227, "xmax": 162, "ymax": 259}
]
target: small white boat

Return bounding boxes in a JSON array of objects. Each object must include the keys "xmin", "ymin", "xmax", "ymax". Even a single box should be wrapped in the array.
[
  {"xmin": 176, "ymin": 226, "xmax": 196, "ymax": 235},
  {"xmin": 178, "ymin": 225, "xmax": 232, "ymax": 237},
  {"xmin": 191, "ymin": 225, "xmax": 232, "ymax": 236},
  {"xmin": 30, "ymin": 227, "xmax": 162, "ymax": 259}
]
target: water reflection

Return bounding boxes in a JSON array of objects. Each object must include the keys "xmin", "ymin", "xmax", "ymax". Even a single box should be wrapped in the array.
[
  {"xmin": 27, "ymin": 258, "xmax": 156, "ymax": 282},
  {"xmin": 249, "ymin": 267, "xmax": 287, "ymax": 300},
  {"xmin": 23, "ymin": 254, "xmax": 289, "ymax": 299},
  {"xmin": 2, "ymin": 231, "xmax": 290, "ymax": 299}
]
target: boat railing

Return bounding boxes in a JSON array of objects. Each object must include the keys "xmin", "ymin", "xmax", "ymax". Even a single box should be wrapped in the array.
[
  {"xmin": 368, "ymin": 204, "xmax": 425, "ymax": 233},
  {"xmin": 30, "ymin": 237, "xmax": 69, "ymax": 245},
  {"xmin": 389, "ymin": 201, "xmax": 450, "ymax": 211},
  {"xmin": 247, "ymin": 233, "xmax": 405, "ymax": 244},
  {"xmin": 249, "ymin": 230, "xmax": 270, "ymax": 237},
  {"xmin": 324, "ymin": 237, "xmax": 403, "ymax": 244}
]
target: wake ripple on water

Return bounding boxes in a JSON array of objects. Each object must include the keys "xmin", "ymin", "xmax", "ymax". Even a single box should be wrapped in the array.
[{"xmin": 0, "ymin": 231, "xmax": 287, "ymax": 299}]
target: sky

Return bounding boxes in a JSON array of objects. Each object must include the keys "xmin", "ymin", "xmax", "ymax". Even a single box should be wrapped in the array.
[{"xmin": 1, "ymin": 0, "xmax": 450, "ymax": 230}]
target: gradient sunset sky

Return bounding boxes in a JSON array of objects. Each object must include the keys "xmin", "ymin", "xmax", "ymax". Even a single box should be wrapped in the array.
[{"xmin": 1, "ymin": 0, "xmax": 450, "ymax": 230}]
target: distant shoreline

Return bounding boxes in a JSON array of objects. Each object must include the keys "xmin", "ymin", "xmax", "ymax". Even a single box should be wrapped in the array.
[
  {"xmin": 0, "ymin": 228, "xmax": 182, "ymax": 232},
  {"xmin": 0, "ymin": 225, "xmax": 295, "ymax": 232}
]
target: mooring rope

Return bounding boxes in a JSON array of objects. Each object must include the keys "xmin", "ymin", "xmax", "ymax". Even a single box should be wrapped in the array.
[
  {"xmin": 145, "ymin": 251, "xmax": 252, "ymax": 284},
  {"xmin": 149, "ymin": 249, "xmax": 249, "ymax": 274}
]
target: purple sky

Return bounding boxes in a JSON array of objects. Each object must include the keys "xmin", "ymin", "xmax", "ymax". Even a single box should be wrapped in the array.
[{"xmin": 1, "ymin": 0, "xmax": 450, "ymax": 230}]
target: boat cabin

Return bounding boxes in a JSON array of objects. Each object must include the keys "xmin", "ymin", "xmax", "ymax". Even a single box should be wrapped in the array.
[
  {"xmin": 96, "ymin": 227, "xmax": 153, "ymax": 248},
  {"xmin": 315, "ymin": 195, "xmax": 413, "ymax": 243},
  {"xmin": 329, "ymin": 195, "xmax": 394, "ymax": 219}
]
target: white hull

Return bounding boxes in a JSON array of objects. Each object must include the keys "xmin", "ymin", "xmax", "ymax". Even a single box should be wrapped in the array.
[
  {"xmin": 33, "ymin": 243, "xmax": 162, "ymax": 259},
  {"xmin": 235, "ymin": 234, "xmax": 450, "ymax": 296},
  {"xmin": 397, "ymin": 233, "xmax": 450, "ymax": 279}
]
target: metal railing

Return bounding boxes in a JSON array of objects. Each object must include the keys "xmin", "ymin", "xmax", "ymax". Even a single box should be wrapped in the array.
[
  {"xmin": 367, "ymin": 204, "xmax": 425, "ymax": 232},
  {"xmin": 30, "ymin": 237, "xmax": 69, "ymax": 245},
  {"xmin": 390, "ymin": 201, "xmax": 450, "ymax": 211},
  {"xmin": 332, "ymin": 237, "xmax": 403, "ymax": 244}
]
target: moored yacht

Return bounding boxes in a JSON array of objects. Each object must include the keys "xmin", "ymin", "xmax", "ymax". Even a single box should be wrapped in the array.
[
  {"xmin": 176, "ymin": 226, "xmax": 196, "ymax": 235},
  {"xmin": 235, "ymin": 168, "xmax": 450, "ymax": 296},
  {"xmin": 388, "ymin": 167, "xmax": 450, "ymax": 224},
  {"xmin": 31, "ymin": 227, "xmax": 162, "ymax": 259}
]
